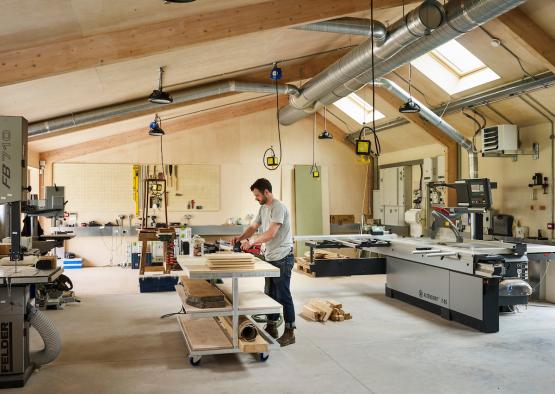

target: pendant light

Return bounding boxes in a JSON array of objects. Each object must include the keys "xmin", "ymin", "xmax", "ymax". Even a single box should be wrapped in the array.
[
  {"xmin": 148, "ymin": 67, "xmax": 173, "ymax": 104},
  {"xmin": 318, "ymin": 107, "xmax": 333, "ymax": 140}
]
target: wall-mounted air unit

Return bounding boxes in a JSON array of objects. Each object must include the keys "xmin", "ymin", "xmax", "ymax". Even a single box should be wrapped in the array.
[{"xmin": 481, "ymin": 124, "xmax": 518, "ymax": 154}]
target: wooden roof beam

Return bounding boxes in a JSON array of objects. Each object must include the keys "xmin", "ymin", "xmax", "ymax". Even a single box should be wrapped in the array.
[
  {"xmin": 495, "ymin": 8, "xmax": 555, "ymax": 73},
  {"xmin": 0, "ymin": 0, "xmax": 418, "ymax": 87}
]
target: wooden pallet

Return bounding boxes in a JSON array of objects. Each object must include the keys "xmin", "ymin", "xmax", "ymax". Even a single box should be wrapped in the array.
[{"xmin": 296, "ymin": 263, "xmax": 316, "ymax": 277}]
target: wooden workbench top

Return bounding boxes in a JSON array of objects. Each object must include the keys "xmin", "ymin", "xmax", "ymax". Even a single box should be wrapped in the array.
[{"xmin": 177, "ymin": 255, "xmax": 279, "ymax": 279}]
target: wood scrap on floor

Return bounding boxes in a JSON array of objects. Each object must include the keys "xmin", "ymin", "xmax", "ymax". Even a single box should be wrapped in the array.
[
  {"xmin": 301, "ymin": 298, "xmax": 352, "ymax": 322},
  {"xmin": 178, "ymin": 277, "xmax": 227, "ymax": 308}
]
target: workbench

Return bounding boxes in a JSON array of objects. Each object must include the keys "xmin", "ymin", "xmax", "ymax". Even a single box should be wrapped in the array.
[{"xmin": 175, "ymin": 255, "xmax": 281, "ymax": 365}]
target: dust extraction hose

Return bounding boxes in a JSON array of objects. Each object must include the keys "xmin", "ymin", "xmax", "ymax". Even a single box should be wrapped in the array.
[{"xmin": 27, "ymin": 305, "xmax": 62, "ymax": 366}]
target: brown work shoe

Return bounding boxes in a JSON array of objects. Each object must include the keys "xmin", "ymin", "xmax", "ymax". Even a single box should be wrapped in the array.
[
  {"xmin": 264, "ymin": 323, "xmax": 279, "ymax": 339},
  {"xmin": 277, "ymin": 327, "xmax": 295, "ymax": 347}
]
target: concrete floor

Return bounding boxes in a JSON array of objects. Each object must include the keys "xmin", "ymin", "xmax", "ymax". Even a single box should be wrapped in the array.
[{"xmin": 16, "ymin": 267, "xmax": 555, "ymax": 394}]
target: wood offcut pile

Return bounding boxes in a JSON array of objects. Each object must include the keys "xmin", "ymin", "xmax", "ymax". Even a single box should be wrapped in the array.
[
  {"xmin": 301, "ymin": 299, "xmax": 352, "ymax": 322},
  {"xmin": 176, "ymin": 277, "xmax": 227, "ymax": 308},
  {"xmin": 296, "ymin": 249, "xmax": 348, "ymax": 276},
  {"xmin": 306, "ymin": 250, "xmax": 348, "ymax": 260},
  {"xmin": 206, "ymin": 252, "xmax": 255, "ymax": 270}
]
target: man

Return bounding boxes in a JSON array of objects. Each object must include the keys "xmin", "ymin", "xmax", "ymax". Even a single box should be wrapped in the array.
[{"xmin": 233, "ymin": 178, "xmax": 295, "ymax": 347}]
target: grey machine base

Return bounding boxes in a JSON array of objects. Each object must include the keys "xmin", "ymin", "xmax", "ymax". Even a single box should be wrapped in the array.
[
  {"xmin": 0, "ymin": 285, "xmax": 35, "ymax": 388},
  {"xmin": 0, "ymin": 365, "xmax": 34, "ymax": 389},
  {"xmin": 385, "ymin": 257, "xmax": 500, "ymax": 333}
]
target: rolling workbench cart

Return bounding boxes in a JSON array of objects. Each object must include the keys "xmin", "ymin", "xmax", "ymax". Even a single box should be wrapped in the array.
[{"xmin": 175, "ymin": 256, "xmax": 282, "ymax": 366}]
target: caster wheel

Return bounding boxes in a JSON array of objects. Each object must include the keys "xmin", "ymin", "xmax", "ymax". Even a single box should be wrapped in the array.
[
  {"xmin": 189, "ymin": 356, "xmax": 201, "ymax": 366},
  {"xmin": 258, "ymin": 353, "xmax": 269, "ymax": 362}
]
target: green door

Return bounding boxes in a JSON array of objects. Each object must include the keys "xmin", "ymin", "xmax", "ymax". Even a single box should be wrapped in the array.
[{"xmin": 294, "ymin": 165, "xmax": 323, "ymax": 256}]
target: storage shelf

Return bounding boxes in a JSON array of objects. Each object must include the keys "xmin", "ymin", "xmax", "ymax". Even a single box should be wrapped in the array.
[
  {"xmin": 175, "ymin": 256, "xmax": 281, "ymax": 362},
  {"xmin": 177, "ymin": 316, "xmax": 233, "ymax": 353},
  {"xmin": 175, "ymin": 284, "xmax": 282, "ymax": 317}
]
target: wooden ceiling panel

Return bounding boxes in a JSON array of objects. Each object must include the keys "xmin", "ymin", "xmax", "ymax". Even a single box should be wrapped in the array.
[
  {"xmin": 70, "ymin": 0, "xmax": 266, "ymax": 36},
  {"xmin": 377, "ymin": 123, "xmax": 438, "ymax": 152},
  {"xmin": 520, "ymin": 0, "xmax": 555, "ymax": 39},
  {"xmin": 0, "ymin": 30, "xmax": 357, "ymax": 122},
  {"xmin": 0, "ymin": 0, "xmax": 81, "ymax": 52},
  {"xmin": 458, "ymin": 27, "xmax": 546, "ymax": 84},
  {"xmin": 487, "ymin": 98, "xmax": 549, "ymax": 126}
]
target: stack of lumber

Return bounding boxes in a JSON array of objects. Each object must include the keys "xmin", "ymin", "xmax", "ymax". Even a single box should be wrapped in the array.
[
  {"xmin": 206, "ymin": 252, "xmax": 255, "ymax": 270},
  {"xmin": 177, "ymin": 277, "xmax": 227, "ymax": 308},
  {"xmin": 304, "ymin": 250, "xmax": 348, "ymax": 260},
  {"xmin": 301, "ymin": 299, "xmax": 352, "ymax": 322}
]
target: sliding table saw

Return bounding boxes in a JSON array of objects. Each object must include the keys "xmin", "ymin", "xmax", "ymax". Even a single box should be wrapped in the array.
[
  {"xmin": 296, "ymin": 233, "xmax": 555, "ymax": 333},
  {"xmin": 296, "ymin": 179, "xmax": 555, "ymax": 333}
]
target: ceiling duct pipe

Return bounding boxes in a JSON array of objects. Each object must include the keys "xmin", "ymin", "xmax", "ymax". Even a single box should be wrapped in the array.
[
  {"xmin": 293, "ymin": 17, "xmax": 388, "ymax": 41},
  {"xmin": 279, "ymin": 0, "xmax": 445, "ymax": 124},
  {"xmin": 280, "ymin": 0, "xmax": 526, "ymax": 125},
  {"xmin": 29, "ymin": 81, "xmax": 299, "ymax": 137},
  {"xmin": 376, "ymin": 78, "xmax": 477, "ymax": 178}
]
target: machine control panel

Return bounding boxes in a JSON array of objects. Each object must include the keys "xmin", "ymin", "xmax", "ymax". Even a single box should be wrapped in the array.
[{"xmin": 454, "ymin": 178, "xmax": 493, "ymax": 210}]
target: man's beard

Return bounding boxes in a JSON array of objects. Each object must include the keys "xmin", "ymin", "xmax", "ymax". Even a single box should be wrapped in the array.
[{"xmin": 259, "ymin": 196, "xmax": 267, "ymax": 205}]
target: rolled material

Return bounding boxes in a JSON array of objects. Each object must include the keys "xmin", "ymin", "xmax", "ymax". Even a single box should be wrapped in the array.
[
  {"xmin": 218, "ymin": 284, "xmax": 259, "ymax": 342},
  {"xmin": 224, "ymin": 316, "xmax": 258, "ymax": 342},
  {"xmin": 27, "ymin": 305, "xmax": 62, "ymax": 366}
]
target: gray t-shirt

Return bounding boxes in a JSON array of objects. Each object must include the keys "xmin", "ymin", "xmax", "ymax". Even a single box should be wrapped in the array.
[{"xmin": 255, "ymin": 199, "xmax": 293, "ymax": 261}]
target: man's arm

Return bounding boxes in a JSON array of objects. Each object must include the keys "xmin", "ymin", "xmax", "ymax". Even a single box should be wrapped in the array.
[
  {"xmin": 233, "ymin": 222, "xmax": 259, "ymax": 244},
  {"xmin": 242, "ymin": 222, "xmax": 281, "ymax": 250}
]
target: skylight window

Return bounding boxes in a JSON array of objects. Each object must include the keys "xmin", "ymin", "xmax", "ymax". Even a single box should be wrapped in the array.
[
  {"xmin": 411, "ymin": 39, "xmax": 500, "ymax": 95},
  {"xmin": 333, "ymin": 93, "xmax": 385, "ymax": 125}
]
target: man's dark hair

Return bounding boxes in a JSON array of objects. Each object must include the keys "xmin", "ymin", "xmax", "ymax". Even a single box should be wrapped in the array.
[{"xmin": 250, "ymin": 178, "xmax": 272, "ymax": 193}]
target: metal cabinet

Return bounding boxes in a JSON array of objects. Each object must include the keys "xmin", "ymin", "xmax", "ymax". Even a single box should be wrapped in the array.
[{"xmin": 378, "ymin": 166, "xmax": 412, "ymax": 226}]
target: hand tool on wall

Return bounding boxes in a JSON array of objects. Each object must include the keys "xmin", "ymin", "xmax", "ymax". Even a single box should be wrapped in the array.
[{"xmin": 169, "ymin": 165, "xmax": 173, "ymax": 188}]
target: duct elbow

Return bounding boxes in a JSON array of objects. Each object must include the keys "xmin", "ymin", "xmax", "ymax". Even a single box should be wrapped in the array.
[{"xmin": 406, "ymin": 0, "xmax": 444, "ymax": 36}]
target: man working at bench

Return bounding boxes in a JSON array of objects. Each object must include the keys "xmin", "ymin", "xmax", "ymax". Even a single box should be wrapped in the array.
[{"xmin": 233, "ymin": 178, "xmax": 295, "ymax": 347}]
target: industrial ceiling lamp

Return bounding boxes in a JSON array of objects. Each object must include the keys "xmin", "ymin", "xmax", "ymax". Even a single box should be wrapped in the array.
[
  {"xmin": 148, "ymin": 67, "xmax": 173, "ymax": 104},
  {"xmin": 318, "ymin": 107, "xmax": 333, "ymax": 140},
  {"xmin": 149, "ymin": 114, "xmax": 165, "ymax": 136},
  {"xmin": 311, "ymin": 114, "xmax": 321, "ymax": 178},
  {"xmin": 399, "ymin": 62, "xmax": 420, "ymax": 114}
]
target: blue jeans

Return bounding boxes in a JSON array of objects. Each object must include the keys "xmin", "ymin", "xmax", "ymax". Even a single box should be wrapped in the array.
[{"xmin": 265, "ymin": 254, "xmax": 295, "ymax": 325}]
